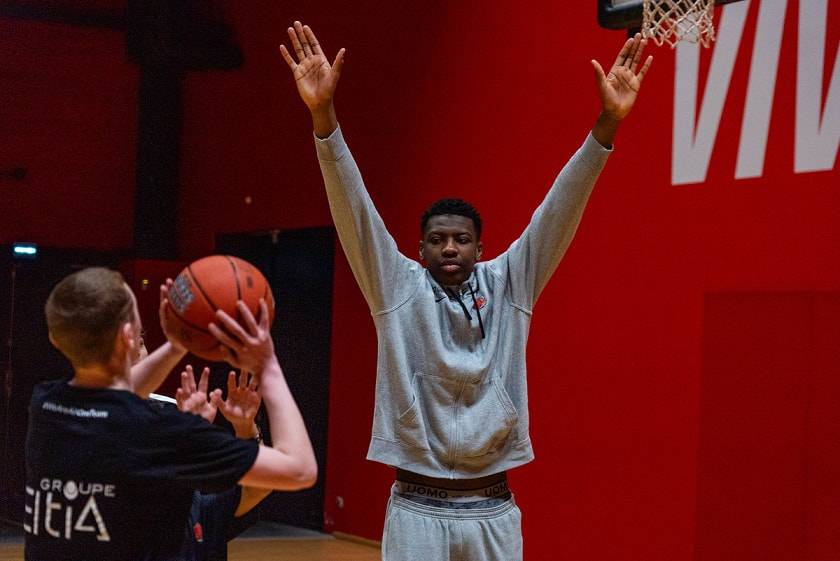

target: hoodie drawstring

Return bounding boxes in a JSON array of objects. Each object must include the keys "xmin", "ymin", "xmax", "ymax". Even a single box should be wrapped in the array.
[
  {"xmin": 468, "ymin": 279, "xmax": 486, "ymax": 340},
  {"xmin": 445, "ymin": 277, "xmax": 486, "ymax": 340}
]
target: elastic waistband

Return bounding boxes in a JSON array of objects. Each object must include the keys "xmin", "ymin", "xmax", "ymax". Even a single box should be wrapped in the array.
[
  {"xmin": 389, "ymin": 493, "xmax": 516, "ymax": 520},
  {"xmin": 395, "ymin": 468, "xmax": 507, "ymax": 491},
  {"xmin": 394, "ymin": 469, "xmax": 510, "ymax": 504}
]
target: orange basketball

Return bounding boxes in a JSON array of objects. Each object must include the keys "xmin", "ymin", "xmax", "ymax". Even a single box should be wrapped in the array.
[{"xmin": 164, "ymin": 255, "xmax": 276, "ymax": 361}]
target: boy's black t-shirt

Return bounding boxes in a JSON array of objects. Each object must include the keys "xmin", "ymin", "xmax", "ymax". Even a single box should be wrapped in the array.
[{"xmin": 24, "ymin": 379, "xmax": 259, "ymax": 561}]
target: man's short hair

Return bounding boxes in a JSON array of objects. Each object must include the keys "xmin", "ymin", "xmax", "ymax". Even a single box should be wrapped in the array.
[
  {"xmin": 420, "ymin": 198, "xmax": 482, "ymax": 239},
  {"xmin": 45, "ymin": 267, "xmax": 135, "ymax": 366}
]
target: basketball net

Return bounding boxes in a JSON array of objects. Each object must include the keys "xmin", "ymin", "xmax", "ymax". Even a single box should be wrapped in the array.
[{"xmin": 642, "ymin": 0, "xmax": 716, "ymax": 48}]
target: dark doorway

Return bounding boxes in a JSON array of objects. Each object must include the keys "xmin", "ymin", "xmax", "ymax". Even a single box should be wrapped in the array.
[
  {"xmin": 0, "ymin": 247, "xmax": 120, "ymax": 525},
  {"xmin": 217, "ymin": 227, "xmax": 335, "ymax": 531}
]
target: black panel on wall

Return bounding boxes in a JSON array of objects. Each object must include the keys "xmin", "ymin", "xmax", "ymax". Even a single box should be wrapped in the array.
[
  {"xmin": 127, "ymin": 0, "xmax": 243, "ymax": 259},
  {"xmin": 217, "ymin": 227, "xmax": 335, "ymax": 531},
  {"xmin": 0, "ymin": 247, "xmax": 120, "ymax": 525}
]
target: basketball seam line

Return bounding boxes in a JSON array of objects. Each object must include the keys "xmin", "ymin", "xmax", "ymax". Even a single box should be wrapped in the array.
[
  {"xmin": 225, "ymin": 255, "xmax": 242, "ymax": 302},
  {"xmin": 166, "ymin": 302, "xmax": 215, "ymax": 337},
  {"xmin": 188, "ymin": 262, "xmax": 221, "ymax": 314},
  {"xmin": 225, "ymin": 256, "xmax": 243, "ymax": 326}
]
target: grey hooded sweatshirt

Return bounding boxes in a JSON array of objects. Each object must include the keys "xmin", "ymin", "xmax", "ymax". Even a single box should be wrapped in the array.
[{"xmin": 315, "ymin": 126, "xmax": 611, "ymax": 479}]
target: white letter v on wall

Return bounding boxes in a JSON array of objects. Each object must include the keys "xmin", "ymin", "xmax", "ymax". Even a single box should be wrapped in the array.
[{"xmin": 672, "ymin": 1, "xmax": 750, "ymax": 185}]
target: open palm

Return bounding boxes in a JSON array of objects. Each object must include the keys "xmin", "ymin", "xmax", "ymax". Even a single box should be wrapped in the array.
[
  {"xmin": 592, "ymin": 33, "xmax": 653, "ymax": 121},
  {"xmin": 176, "ymin": 366, "xmax": 220, "ymax": 424},
  {"xmin": 279, "ymin": 22, "xmax": 345, "ymax": 112},
  {"xmin": 213, "ymin": 371, "xmax": 262, "ymax": 436}
]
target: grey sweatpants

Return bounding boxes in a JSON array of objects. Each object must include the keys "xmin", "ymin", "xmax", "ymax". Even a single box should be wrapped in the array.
[{"xmin": 381, "ymin": 493, "xmax": 523, "ymax": 561}]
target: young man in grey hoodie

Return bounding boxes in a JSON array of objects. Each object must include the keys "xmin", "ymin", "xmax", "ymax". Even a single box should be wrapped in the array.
[{"xmin": 280, "ymin": 22, "xmax": 653, "ymax": 561}]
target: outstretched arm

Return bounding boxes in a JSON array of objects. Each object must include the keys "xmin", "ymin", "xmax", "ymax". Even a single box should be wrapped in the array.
[
  {"xmin": 278, "ymin": 22, "xmax": 418, "ymax": 313},
  {"xmin": 130, "ymin": 280, "xmax": 188, "ymax": 398},
  {"xmin": 500, "ymin": 35, "xmax": 653, "ymax": 306}
]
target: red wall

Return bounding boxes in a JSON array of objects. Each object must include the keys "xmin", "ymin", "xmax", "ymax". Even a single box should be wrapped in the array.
[
  {"xmin": 698, "ymin": 293, "xmax": 840, "ymax": 561},
  {"xmin": 176, "ymin": 1, "xmax": 447, "ymax": 258},
  {"xmin": 0, "ymin": 17, "xmax": 137, "ymax": 250},
  {"xmin": 4, "ymin": 1, "xmax": 839, "ymax": 560}
]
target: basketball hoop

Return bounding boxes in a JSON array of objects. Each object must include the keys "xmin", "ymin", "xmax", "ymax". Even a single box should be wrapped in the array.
[{"xmin": 642, "ymin": 0, "xmax": 716, "ymax": 48}]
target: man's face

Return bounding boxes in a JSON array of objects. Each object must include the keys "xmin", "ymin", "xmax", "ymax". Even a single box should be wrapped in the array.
[{"xmin": 420, "ymin": 214, "xmax": 483, "ymax": 286}]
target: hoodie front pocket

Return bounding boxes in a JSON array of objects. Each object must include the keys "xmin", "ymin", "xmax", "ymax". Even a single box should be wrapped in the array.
[
  {"xmin": 457, "ymin": 378, "xmax": 519, "ymax": 459},
  {"xmin": 395, "ymin": 373, "xmax": 431, "ymax": 451},
  {"xmin": 395, "ymin": 374, "xmax": 520, "ymax": 464}
]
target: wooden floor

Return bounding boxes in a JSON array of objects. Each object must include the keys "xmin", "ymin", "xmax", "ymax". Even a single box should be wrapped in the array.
[
  {"xmin": 0, "ymin": 536, "xmax": 381, "ymax": 561},
  {"xmin": 229, "ymin": 537, "xmax": 381, "ymax": 560}
]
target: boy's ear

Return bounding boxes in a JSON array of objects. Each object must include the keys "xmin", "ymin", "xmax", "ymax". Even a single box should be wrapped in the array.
[{"xmin": 118, "ymin": 322, "xmax": 136, "ymax": 356}]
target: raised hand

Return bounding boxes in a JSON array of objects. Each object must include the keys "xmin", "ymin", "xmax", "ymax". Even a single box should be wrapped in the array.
[
  {"xmin": 279, "ymin": 22, "xmax": 345, "ymax": 113},
  {"xmin": 212, "ymin": 371, "xmax": 262, "ymax": 439},
  {"xmin": 175, "ymin": 365, "xmax": 221, "ymax": 423},
  {"xmin": 591, "ymin": 33, "xmax": 653, "ymax": 121}
]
